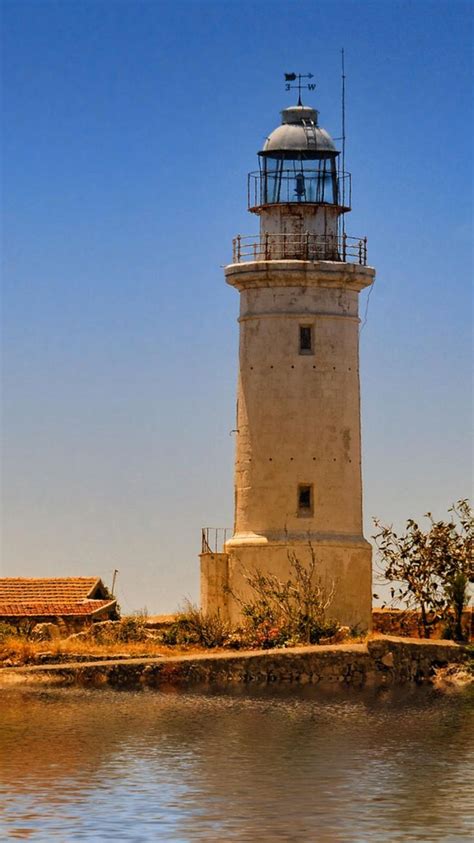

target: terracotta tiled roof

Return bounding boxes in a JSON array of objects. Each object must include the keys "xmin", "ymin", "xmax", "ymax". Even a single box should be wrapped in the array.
[
  {"xmin": 0, "ymin": 600, "xmax": 116, "ymax": 618},
  {"xmin": 0, "ymin": 578, "xmax": 116, "ymax": 620},
  {"xmin": 0, "ymin": 577, "xmax": 104, "ymax": 602}
]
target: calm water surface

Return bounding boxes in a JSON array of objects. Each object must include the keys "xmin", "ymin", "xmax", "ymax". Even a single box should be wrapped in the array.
[{"xmin": 0, "ymin": 683, "xmax": 473, "ymax": 842}]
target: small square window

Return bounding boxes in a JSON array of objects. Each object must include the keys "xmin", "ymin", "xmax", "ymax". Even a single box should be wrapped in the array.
[
  {"xmin": 298, "ymin": 484, "xmax": 313, "ymax": 516},
  {"xmin": 299, "ymin": 325, "xmax": 313, "ymax": 354}
]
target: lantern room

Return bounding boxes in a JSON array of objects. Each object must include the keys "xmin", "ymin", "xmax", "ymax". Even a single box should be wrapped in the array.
[
  {"xmin": 248, "ymin": 105, "xmax": 351, "ymax": 213},
  {"xmin": 241, "ymin": 99, "xmax": 356, "ymax": 262}
]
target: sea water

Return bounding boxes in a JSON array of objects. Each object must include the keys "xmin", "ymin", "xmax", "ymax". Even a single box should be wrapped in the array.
[{"xmin": 0, "ymin": 684, "xmax": 473, "ymax": 841}]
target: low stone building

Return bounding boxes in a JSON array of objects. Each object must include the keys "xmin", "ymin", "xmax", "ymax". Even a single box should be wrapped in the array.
[{"xmin": 0, "ymin": 577, "xmax": 118, "ymax": 632}]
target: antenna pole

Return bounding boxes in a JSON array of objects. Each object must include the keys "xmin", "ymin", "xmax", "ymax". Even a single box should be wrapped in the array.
[{"xmin": 341, "ymin": 48, "xmax": 346, "ymax": 235}]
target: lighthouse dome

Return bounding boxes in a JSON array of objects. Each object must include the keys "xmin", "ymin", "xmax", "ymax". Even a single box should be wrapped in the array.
[{"xmin": 261, "ymin": 105, "xmax": 338, "ymax": 158}]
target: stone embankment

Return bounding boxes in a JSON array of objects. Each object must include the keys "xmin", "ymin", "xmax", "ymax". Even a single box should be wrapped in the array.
[{"xmin": 0, "ymin": 636, "xmax": 470, "ymax": 691}]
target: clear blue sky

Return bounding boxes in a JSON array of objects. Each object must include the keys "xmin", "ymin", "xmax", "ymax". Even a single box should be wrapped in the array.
[{"xmin": 2, "ymin": 0, "xmax": 472, "ymax": 613}]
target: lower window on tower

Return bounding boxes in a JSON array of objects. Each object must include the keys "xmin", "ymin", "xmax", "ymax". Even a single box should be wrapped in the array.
[{"xmin": 298, "ymin": 484, "xmax": 313, "ymax": 517}]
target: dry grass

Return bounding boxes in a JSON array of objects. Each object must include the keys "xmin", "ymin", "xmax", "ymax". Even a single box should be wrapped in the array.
[
  {"xmin": 0, "ymin": 608, "xmax": 372, "ymax": 668},
  {"xmin": 0, "ymin": 631, "xmax": 372, "ymax": 668},
  {"xmin": 0, "ymin": 634, "xmax": 221, "ymax": 667}
]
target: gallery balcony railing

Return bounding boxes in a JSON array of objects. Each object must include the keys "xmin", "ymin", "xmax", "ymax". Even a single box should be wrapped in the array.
[
  {"xmin": 201, "ymin": 527, "xmax": 231, "ymax": 554},
  {"xmin": 231, "ymin": 232, "xmax": 368, "ymax": 265},
  {"xmin": 248, "ymin": 170, "xmax": 352, "ymax": 211}
]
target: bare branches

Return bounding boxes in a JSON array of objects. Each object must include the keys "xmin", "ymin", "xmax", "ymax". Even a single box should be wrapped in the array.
[{"xmin": 232, "ymin": 543, "xmax": 338, "ymax": 647}]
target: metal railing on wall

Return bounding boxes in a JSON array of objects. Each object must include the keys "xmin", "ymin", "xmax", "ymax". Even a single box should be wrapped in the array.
[
  {"xmin": 232, "ymin": 232, "xmax": 367, "ymax": 265},
  {"xmin": 201, "ymin": 527, "xmax": 231, "ymax": 554}
]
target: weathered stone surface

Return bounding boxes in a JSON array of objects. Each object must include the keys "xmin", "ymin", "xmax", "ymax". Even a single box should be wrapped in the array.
[
  {"xmin": 432, "ymin": 665, "xmax": 474, "ymax": 691},
  {"xmin": 66, "ymin": 631, "xmax": 89, "ymax": 642},
  {"xmin": 31, "ymin": 622, "xmax": 60, "ymax": 641},
  {"xmin": 381, "ymin": 652, "xmax": 394, "ymax": 668},
  {"xmin": 91, "ymin": 620, "xmax": 119, "ymax": 636}
]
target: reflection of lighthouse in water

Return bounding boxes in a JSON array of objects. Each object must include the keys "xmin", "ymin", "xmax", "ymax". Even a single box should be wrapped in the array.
[{"xmin": 201, "ymin": 81, "xmax": 376, "ymax": 631}]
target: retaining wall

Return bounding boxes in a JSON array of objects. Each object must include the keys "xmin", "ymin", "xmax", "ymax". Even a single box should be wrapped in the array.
[{"xmin": 1, "ymin": 637, "xmax": 468, "ymax": 691}]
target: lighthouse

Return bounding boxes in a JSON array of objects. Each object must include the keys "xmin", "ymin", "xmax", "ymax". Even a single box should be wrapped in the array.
[{"xmin": 201, "ymin": 79, "xmax": 375, "ymax": 631}]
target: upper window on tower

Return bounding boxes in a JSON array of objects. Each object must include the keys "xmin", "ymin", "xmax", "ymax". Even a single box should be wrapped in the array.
[{"xmin": 299, "ymin": 325, "xmax": 313, "ymax": 354}]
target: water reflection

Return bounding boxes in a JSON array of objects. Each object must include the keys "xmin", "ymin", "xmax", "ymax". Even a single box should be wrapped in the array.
[{"xmin": 0, "ymin": 685, "xmax": 473, "ymax": 841}]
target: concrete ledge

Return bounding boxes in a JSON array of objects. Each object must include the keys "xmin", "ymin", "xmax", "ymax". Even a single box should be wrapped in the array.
[
  {"xmin": 0, "ymin": 637, "xmax": 468, "ymax": 691},
  {"xmin": 225, "ymin": 260, "xmax": 375, "ymax": 293}
]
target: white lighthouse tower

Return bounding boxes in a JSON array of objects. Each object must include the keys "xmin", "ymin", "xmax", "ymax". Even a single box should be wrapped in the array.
[{"xmin": 201, "ymin": 78, "xmax": 375, "ymax": 631}]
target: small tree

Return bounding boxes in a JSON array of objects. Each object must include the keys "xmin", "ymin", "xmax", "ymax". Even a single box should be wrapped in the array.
[{"xmin": 373, "ymin": 500, "xmax": 473, "ymax": 640}]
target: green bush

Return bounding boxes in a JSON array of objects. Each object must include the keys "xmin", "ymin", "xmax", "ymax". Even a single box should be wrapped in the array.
[{"xmin": 160, "ymin": 620, "xmax": 196, "ymax": 646}]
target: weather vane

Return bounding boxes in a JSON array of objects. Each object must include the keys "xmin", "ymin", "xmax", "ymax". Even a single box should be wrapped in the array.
[{"xmin": 284, "ymin": 72, "xmax": 316, "ymax": 105}]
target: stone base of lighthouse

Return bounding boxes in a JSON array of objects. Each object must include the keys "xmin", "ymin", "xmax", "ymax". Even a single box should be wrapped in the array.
[{"xmin": 200, "ymin": 535, "xmax": 372, "ymax": 632}]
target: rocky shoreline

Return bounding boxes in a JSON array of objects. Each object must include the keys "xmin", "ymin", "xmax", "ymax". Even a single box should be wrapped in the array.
[{"xmin": 1, "ymin": 636, "xmax": 471, "ymax": 692}]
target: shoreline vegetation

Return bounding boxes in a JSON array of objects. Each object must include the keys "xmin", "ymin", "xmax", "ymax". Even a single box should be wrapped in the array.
[
  {"xmin": 1, "ymin": 607, "xmax": 471, "ymax": 668},
  {"xmin": 0, "ymin": 609, "xmax": 358, "ymax": 670},
  {"xmin": 0, "ymin": 619, "xmax": 472, "ymax": 693},
  {"xmin": 1, "ymin": 617, "xmax": 472, "ymax": 667}
]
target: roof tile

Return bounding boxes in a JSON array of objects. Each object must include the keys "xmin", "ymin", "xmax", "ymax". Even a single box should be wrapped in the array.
[
  {"xmin": 0, "ymin": 599, "xmax": 116, "ymax": 618},
  {"xmin": 0, "ymin": 578, "xmax": 103, "ymax": 602}
]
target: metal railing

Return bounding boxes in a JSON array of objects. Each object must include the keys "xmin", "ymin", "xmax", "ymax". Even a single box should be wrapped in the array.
[
  {"xmin": 248, "ymin": 170, "xmax": 352, "ymax": 210},
  {"xmin": 201, "ymin": 527, "xmax": 231, "ymax": 554},
  {"xmin": 232, "ymin": 232, "xmax": 367, "ymax": 265}
]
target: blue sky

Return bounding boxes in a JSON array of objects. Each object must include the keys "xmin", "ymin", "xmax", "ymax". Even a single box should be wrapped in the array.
[{"xmin": 2, "ymin": 0, "xmax": 472, "ymax": 613}]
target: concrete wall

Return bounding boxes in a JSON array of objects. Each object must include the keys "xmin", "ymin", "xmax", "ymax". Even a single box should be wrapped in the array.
[
  {"xmin": 225, "ymin": 539, "xmax": 372, "ymax": 631},
  {"xmin": 259, "ymin": 205, "xmax": 339, "ymax": 238},
  {"xmin": 200, "ymin": 553, "xmax": 229, "ymax": 617},
  {"xmin": 259, "ymin": 205, "xmax": 340, "ymax": 258}
]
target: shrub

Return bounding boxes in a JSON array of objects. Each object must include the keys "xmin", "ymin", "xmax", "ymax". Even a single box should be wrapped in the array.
[
  {"xmin": 0, "ymin": 622, "xmax": 19, "ymax": 642},
  {"xmin": 91, "ymin": 616, "xmax": 149, "ymax": 644},
  {"xmin": 234, "ymin": 545, "xmax": 339, "ymax": 648},
  {"xmin": 0, "ymin": 636, "xmax": 36, "ymax": 664},
  {"xmin": 162, "ymin": 601, "xmax": 230, "ymax": 648},
  {"xmin": 116, "ymin": 616, "xmax": 148, "ymax": 642}
]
